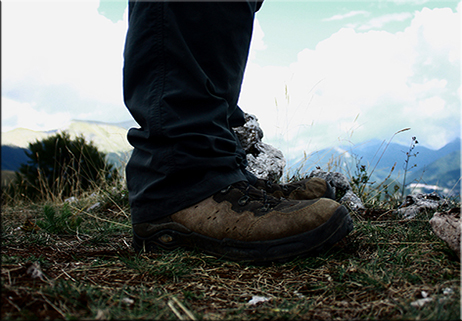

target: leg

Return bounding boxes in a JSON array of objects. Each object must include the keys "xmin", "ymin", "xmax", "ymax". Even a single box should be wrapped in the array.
[{"xmin": 123, "ymin": 1, "xmax": 260, "ymax": 224}]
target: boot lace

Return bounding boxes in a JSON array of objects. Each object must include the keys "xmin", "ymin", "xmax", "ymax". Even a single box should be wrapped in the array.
[
  {"xmin": 223, "ymin": 181, "xmax": 281, "ymax": 212},
  {"xmin": 264, "ymin": 179, "xmax": 289, "ymax": 193}
]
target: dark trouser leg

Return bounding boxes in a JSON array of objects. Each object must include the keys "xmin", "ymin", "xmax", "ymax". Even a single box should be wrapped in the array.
[{"xmin": 123, "ymin": 1, "xmax": 260, "ymax": 224}]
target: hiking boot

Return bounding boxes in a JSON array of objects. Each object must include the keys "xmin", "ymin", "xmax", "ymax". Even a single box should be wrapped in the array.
[
  {"xmin": 133, "ymin": 181, "xmax": 353, "ymax": 263},
  {"xmin": 253, "ymin": 177, "xmax": 335, "ymax": 200}
]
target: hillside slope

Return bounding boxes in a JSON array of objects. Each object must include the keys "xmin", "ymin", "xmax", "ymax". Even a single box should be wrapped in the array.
[
  {"xmin": 1, "ymin": 146, "xmax": 29, "ymax": 171},
  {"xmin": 407, "ymin": 150, "xmax": 461, "ymax": 195},
  {"xmin": 287, "ymin": 138, "xmax": 460, "ymax": 196},
  {"xmin": 2, "ymin": 121, "xmax": 132, "ymax": 154}
]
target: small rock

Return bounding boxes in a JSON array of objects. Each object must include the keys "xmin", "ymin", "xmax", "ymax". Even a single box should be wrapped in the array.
[
  {"xmin": 429, "ymin": 208, "xmax": 460, "ymax": 259},
  {"xmin": 309, "ymin": 169, "xmax": 365, "ymax": 212},
  {"xmin": 248, "ymin": 295, "xmax": 271, "ymax": 305},
  {"xmin": 411, "ymin": 297, "xmax": 433, "ymax": 308},
  {"xmin": 121, "ymin": 297, "xmax": 135, "ymax": 305},
  {"xmin": 443, "ymin": 287, "xmax": 454, "ymax": 296},
  {"xmin": 397, "ymin": 193, "xmax": 442, "ymax": 220},
  {"xmin": 64, "ymin": 196, "xmax": 77, "ymax": 203},
  {"xmin": 234, "ymin": 113, "xmax": 285, "ymax": 181},
  {"xmin": 234, "ymin": 113, "xmax": 264, "ymax": 152},
  {"xmin": 88, "ymin": 202, "xmax": 101, "ymax": 211},
  {"xmin": 27, "ymin": 261, "xmax": 44, "ymax": 280},
  {"xmin": 245, "ymin": 143, "xmax": 285, "ymax": 182},
  {"xmin": 341, "ymin": 190, "xmax": 365, "ymax": 212}
]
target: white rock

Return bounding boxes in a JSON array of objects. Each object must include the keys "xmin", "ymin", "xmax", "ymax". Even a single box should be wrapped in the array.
[
  {"xmin": 246, "ymin": 143, "xmax": 285, "ymax": 181},
  {"xmin": 234, "ymin": 114, "xmax": 264, "ymax": 152},
  {"xmin": 443, "ymin": 287, "xmax": 454, "ymax": 296},
  {"xmin": 248, "ymin": 296, "xmax": 270, "ymax": 305},
  {"xmin": 411, "ymin": 297, "xmax": 433, "ymax": 307},
  {"xmin": 309, "ymin": 169, "xmax": 365, "ymax": 212},
  {"xmin": 88, "ymin": 202, "xmax": 101, "ymax": 211},
  {"xmin": 121, "ymin": 297, "xmax": 134, "ymax": 305},
  {"xmin": 397, "ymin": 193, "xmax": 442, "ymax": 220},
  {"xmin": 429, "ymin": 208, "xmax": 461, "ymax": 259},
  {"xmin": 64, "ymin": 196, "xmax": 77, "ymax": 203},
  {"xmin": 234, "ymin": 113, "xmax": 286, "ymax": 181},
  {"xmin": 27, "ymin": 261, "xmax": 44, "ymax": 280},
  {"xmin": 341, "ymin": 190, "xmax": 365, "ymax": 212}
]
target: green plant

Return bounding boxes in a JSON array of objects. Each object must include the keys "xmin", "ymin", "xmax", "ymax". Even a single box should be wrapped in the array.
[
  {"xmin": 10, "ymin": 132, "xmax": 119, "ymax": 202},
  {"xmin": 118, "ymin": 250, "xmax": 193, "ymax": 280},
  {"xmin": 350, "ymin": 159, "xmax": 372, "ymax": 199},
  {"xmin": 36, "ymin": 204, "xmax": 82, "ymax": 235},
  {"xmin": 401, "ymin": 136, "xmax": 419, "ymax": 199}
]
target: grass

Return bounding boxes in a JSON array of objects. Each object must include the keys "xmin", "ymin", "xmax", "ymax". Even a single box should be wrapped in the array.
[
  {"xmin": 1, "ymin": 135, "xmax": 460, "ymax": 320},
  {"xmin": 2, "ymin": 176, "xmax": 460, "ymax": 320}
]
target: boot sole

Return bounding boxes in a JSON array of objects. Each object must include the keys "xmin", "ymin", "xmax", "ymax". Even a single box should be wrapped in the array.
[{"xmin": 133, "ymin": 205, "xmax": 354, "ymax": 263}]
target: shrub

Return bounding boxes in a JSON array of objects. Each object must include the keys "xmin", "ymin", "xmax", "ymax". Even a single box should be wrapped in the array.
[{"xmin": 9, "ymin": 132, "xmax": 119, "ymax": 201}]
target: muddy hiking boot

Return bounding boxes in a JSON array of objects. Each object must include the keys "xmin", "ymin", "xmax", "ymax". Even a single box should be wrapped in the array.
[
  {"xmin": 133, "ymin": 182, "xmax": 353, "ymax": 263},
  {"xmin": 253, "ymin": 177, "xmax": 335, "ymax": 200}
]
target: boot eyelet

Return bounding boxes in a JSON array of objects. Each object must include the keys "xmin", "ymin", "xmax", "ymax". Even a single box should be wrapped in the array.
[
  {"xmin": 159, "ymin": 234, "xmax": 173, "ymax": 243},
  {"xmin": 221, "ymin": 185, "xmax": 232, "ymax": 194},
  {"xmin": 238, "ymin": 195, "xmax": 250, "ymax": 206}
]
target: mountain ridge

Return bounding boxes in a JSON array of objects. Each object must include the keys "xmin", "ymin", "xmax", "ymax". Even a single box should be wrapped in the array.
[
  {"xmin": 286, "ymin": 137, "xmax": 460, "ymax": 196},
  {"xmin": 2, "ymin": 121, "xmax": 133, "ymax": 154},
  {"xmin": 2, "ymin": 120, "xmax": 460, "ymax": 195}
]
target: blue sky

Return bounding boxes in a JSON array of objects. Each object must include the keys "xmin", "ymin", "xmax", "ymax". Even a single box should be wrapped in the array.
[
  {"xmin": 256, "ymin": 1, "xmax": 456, "ymax": 65},
  {"xmin": 2, "ymin": 0, "xmax": 461, "ymax": 161}
]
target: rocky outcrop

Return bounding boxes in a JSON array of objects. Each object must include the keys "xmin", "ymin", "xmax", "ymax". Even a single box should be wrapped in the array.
[
  {"xmin": 396, "ymin": 192, "xmax": 442, "ymax": 220},
  {"xmin": 309, "ymin": 169, "xmax": 365, "ymax": 212},
  {"xmin": 234, "ymin": 113, "xmax": 285, "ymax": 181},
  {"xmin": 234, "ymin": 114, "xmax": 365, "ymax": 212},
  {"xmin": 430, "ymin": 208, "xmax": 461, "ymax": 259}
]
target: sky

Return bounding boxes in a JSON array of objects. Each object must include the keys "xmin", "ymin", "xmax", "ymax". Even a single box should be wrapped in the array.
[{"xmin": 2, "ymin": 0, "xmax": 461, "ymax": 162}]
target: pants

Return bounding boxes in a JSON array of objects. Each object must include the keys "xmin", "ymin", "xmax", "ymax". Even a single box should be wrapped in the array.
[{"xmin": 123, "ymin": 1, "xmax": 262, "ymax": 224}]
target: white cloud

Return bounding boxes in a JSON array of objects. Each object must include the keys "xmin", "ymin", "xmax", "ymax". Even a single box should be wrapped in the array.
[
  {"xmin": 2, "ymin": 98, "xmax": 72, "ymax": 132},
  {"xmin": 356, "ymin": 12, "xmax": 413, "ymax": 30},
  {"xmin": 2, "ymin": 0, "xmax": 129, "ymax": 130},
  {"xmin": 391, "ymin": 0, "xmax": 431, "ymax": 4},
  {"xmin": 249, "ymin": 18, "xmax": 267, "ymax": 61},
  {"xmin": 2, "ymin": 0, "xmax": 460, "ymax": 162},
  {"xmin": 323, "ymin": 10, "xmax": 369, "ymax": 22},
  {"xmin": 239, "ymin": 6, "xmax": 460, "ymax": 158},
  {"xmin": 411, "ymin": 7, "xmax": 460, "ymax": 60},
  {"xmin": 416, "ymin": 96, "xmax": 446, "ymax": 117}
]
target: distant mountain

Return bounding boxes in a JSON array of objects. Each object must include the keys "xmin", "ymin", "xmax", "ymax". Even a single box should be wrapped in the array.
[
  {"xmin": 2, "ymin": 120, "xmax": 133, "ymax": 154},
  {"xmin": 73, "ymin": 119, "xmax": 140, "ymax": 130},
  {"xmin": 2, "ymin": 120, "xmax": 134, "ymax": 172},
  {"xmin": 287, "ymin": 138, "xmax": 461, "ymax": 196},
  {"xmin": 1, "ymin": 146, "xmax": 29, "ymax": 171},
  {"xmin": 1, "ymin": 128, "xmax": 50, "ymax": 149},
  {"xmin": 2, "ymin": 120, "xmax": 460, "ymax": 197},
  {"xmin": 407, "ymin": 150, "xmax": 461, "ymax": 195},
  {"xmin": 333, "ymin": 138, "xmax": 458, "ymax": 175},
  {"xmin": 113, "ymin": 119, "xmax": 139, "ymax": 130}
]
